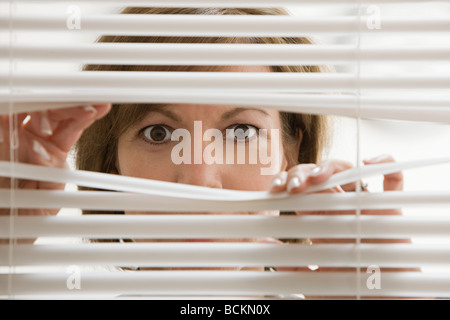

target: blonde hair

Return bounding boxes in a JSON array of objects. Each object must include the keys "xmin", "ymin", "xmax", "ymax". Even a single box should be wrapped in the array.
[{"xmin": 76, "ymin": 7, "xmax": 331, "ymax": 218}]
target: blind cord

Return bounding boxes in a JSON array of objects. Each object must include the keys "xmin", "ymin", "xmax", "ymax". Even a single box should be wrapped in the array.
[
  {"xmin": 7, "ymin": 0, "xmax": 16, "ymax": 300},
  {"xmin": 355, "ymin": 0, "xmax": 363, "ymax": 301}
]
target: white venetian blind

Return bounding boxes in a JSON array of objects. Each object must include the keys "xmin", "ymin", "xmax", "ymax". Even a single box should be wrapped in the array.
[{"xmin": 1, "ymin": 0, "xmax": 450, "ymax": 300}]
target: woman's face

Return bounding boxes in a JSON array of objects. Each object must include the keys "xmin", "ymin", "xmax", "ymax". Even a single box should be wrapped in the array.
[{"xmin": 116, "ymin": 66, "xmax": 292, "ymax": 217}]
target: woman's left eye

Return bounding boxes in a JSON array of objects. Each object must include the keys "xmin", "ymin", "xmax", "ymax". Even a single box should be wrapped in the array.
[
  {"xmin": 225, "ymin": 124, "xmax": 259, "ymax": 142},
  {"xmin": 141, "ymin": 125, "xmax": 172, "ymax": 144}
]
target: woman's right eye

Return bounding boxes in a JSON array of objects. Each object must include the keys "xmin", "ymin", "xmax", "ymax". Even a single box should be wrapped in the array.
[{"xmin": 141, "ymin": 125, "xmax": 172, "ymax": 144}]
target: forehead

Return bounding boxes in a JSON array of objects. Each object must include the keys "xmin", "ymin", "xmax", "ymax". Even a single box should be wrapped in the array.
[
  {"xmin": 120, "ymin": 65, "xmax": 275, "ymax": 125},
  {"xmin": 220, "ymin": 65, "xmax": 271, "ymax": 73},
  {"xmin": 140, "ymin": 103, "xmax": 278, "ymax": 122}
]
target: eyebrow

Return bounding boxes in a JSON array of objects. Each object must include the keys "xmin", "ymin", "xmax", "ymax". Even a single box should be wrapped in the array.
[
  {"xmin": 145, "ymin": 105, "xmax": 270, "ymax": 122},
  {"xmin": 145, "ymin": 105, "xmax": 182, "ymax": 122},
  {"xmin": 220, "ymin": 107, "xmax": 270, "ymax": 121}
]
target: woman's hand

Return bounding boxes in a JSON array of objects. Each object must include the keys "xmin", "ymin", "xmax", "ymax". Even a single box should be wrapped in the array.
[
  {"xmin": 270, "ymin": 154, "xmax": 408, "ymax": 245},
  {"xmin": 269, "ymin": 154, "xmax": 404, "ymax": 216},
  {"xmin": 0, "ymin": 104, "xmax": 111, "ymax": 217}
]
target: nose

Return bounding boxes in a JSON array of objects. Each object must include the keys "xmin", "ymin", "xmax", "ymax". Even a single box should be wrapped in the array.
[
  {"xmin": 175, "ymin": 162, "xmax": 223, "ymax": 189},
  {"xmin": 173, "ymin": 122, "xmax": 225, "ymax": 189}
]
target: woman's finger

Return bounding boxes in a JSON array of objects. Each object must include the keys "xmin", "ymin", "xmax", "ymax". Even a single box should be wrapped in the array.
[
  {"xmin": 306, "ymin": 159, "xmax": 354, "ymax": 185},
  {"xmin": 268, "ymin": 165, "xmax": 316, "ymax": 193},
  {"xmin": 1, "ymin": 113, "xmax": 29, "ymax": 142},
  {"xmin": 46, "ymin": 104, "xmax": 110, "ymax": 123},
  {"xmin": 0, "ymin": 115, "xmax": 8, "ymax": 146},
  {"xmin": 269, "ymin": 171, "xmax": 288, "ymax": 193},
  {"xmin": 22, "ymin": 104, "xmax": 111, "ymax": 153},
  {"xmin": 22, "ymin": 110, "xmax": 54, "ymax": 140},
  {"xmin": 361, "ymin": 154, "xmax": 403, "ymax": 216},
  {"xmin": 363, "ymin": 154, "xmax": 404, "ymax": 191},
  {"xmin": 287, "ymin": 159, "xmax": 353, "ymax": 194},
  {"xmin": 269, "ymin": 160, "xmax": 354, "ymax": 194},
  {"xmin": 340, "ymin": 180, "xmax": 369, "ymax": 193},
  {"xmin": 285, "ymin": 164, "xmax": 316, "ymax": 193},
  {"xmin": 20, "ymin": 128, "xmax": 67, "ymax": 166},
  {"xmin": 1, "ymin": 113, "xmax": 32, "ymax": 162},
  {"xmin": 49, "ymin": 104, "xmax": 111, "ymax": 152}
]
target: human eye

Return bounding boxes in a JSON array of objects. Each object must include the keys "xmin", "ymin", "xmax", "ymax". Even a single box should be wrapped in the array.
[
  {"xmin": 225, "ymin": 124, "xmax": 259, "ymax": 142},
  {"xmin": 140, "ymin": 125, "xmax": 173, "ymax": 145}
]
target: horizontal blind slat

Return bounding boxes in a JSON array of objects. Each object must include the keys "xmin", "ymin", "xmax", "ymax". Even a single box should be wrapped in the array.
[
  {"xmin": 1, "ymin": 272, "xmax": 449, "ymax": 298},
  {"xmin": 1, "ymin": 215, "xmax": 450, "ymax": 239},
  {"xmin": 2, "ymin": 72, "xmax": 450, "ymax": 90},
  {"xmin": 1, "ymin": 190, "xmax": 450, "ymax": 213},
  {"xmin": 2, "ymin": 158, "xmax": 449, "ymax": 200},
  {"xmin": 1, "ymin": 92, "xmax": 449, "ymax": 123},
  {"xmin": 9, "ymin": 0, "xmax": 433, "ymax": 6},
  {"xmin": 2, "ymin": 44, "xmax": 449, "ymax": 64},
  {"xmin": 2, "ymin": 15, "xmax": 449, "ymax": 35},
  {"xmin": 2, "ymin": 244, "xmax": 449, "ymax": 268}
]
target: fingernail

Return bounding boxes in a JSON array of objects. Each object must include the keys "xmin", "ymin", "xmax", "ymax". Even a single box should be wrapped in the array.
[
  {"xmin": 33, "ymin": 140, "xmax": 51, "ymax": 161},
  {"xmin": 269, "ymin": 172, "xmax": 287, "ymax": 191},
  {"xmin": 308, "ymin": 166, "xmax": 323, "ymax": 177},
  {"xmin": 22, "ymin": 115, "xmax": 31, "ymax": 126},
  {"xmin": 84, "ymin": 105, "xmax": 97, "ymax": 114},
  {"xmin": 270, "ymin": 178, "xmax": 283, "ymax": 190},
  {"xmin": 287, "ymin": 176, "xmax": 301, "ymax": 192},
  {"xmin": 40, "ymin": 114, "xmax": 53, "ymax": 136}
]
